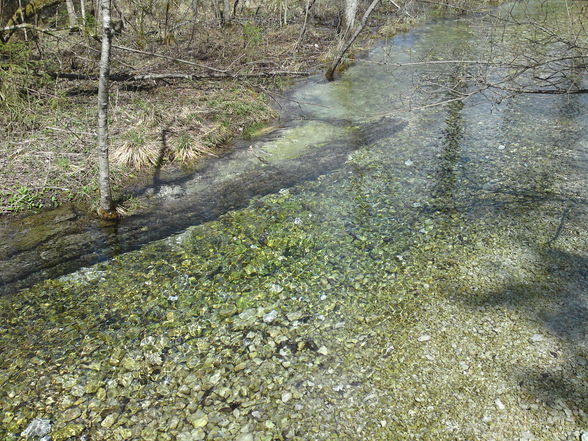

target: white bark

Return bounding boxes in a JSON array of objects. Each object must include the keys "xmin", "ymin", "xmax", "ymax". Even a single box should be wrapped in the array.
[
  {"xmin": 283, "ymin": 0, "xmax": 287, "ymax": 25},
  {"xmin": 65, "ymin": 0, "xmax": 78, "ymax": 27},
  {"xmin": 326, "ymin": 0, "xmax": 380, "ymax": 81},
  {"xmin": 343, "ymin": 0, "xmax": 358, "ymax": 35},
  {"xmin": 223, "ymin": 0, "xmax": 231, "ymax": 23},
  {"xmin": 79, "ymin": 0, "xmax": 86, "ymax": 24},
  {"xmin": 96, "ymin": 0, "xmax": 115, "ymax": 217}
]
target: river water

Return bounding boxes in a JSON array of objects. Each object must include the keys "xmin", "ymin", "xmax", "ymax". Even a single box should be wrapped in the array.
[{"xmin": 1, "ymin": 2, "xmax": 587, "ymax": 440}]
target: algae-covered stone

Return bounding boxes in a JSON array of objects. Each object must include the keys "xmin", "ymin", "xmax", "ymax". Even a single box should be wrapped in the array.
[
  {"xmin": 96, "ymin": 388, "xmax": 107, "ymax": 401},
  {"xmin": 51, "ymin": 424, "xmax": 84, "ymax": 441},
  {"xmin": 61, "ymin": 406, "xmax": 81, "ymax": 422},
  {"xmin": 70, "ymin": 384, "xmax": 86, "ymax": 398},
  {"xmin": 177, "ymin": 430, "xmax": 205, "ymax": 441},
  {"xmin": 286, "ymin": 311, "xmax": 303, "ymax": 322},
  {"xmin": 101, "ymin": 413, "xmax": 118, "ymax": 428},
  {"xmin": 121, "ymin": 356, "xmax": 141, "ymax": 371},
  {"xmin": 187, "ymin": 412, "xmax": 208, "ymax": 428},
  {"xmin": 219, "ymin": 304, "xmax": 238, "ymax": 318},
  {"xmin": 84, "ymin": 379, "xmax": 102, "ymax": 394},
  {"xmin": 114, "ymin": 427, "xmax": 133, "ymax": 439},
  {"xmin": 234, "ymin": 362, "xmax": 247, "ymax": 372},
  {"xmin": 235, "ymin": 433, "xmax": 254, "ymax": 441},
  {"xmin": 263, "ymin": 310, "xmax": 278, "ymax": 323}
]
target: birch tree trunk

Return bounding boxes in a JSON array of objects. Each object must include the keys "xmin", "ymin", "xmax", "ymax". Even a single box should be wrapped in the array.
[
  {"xmin": 325, "ymin": 0, "xmax": 380, "ymax": 81},
  {"xmin": 96, "ymin": 0, "xmax": 117, "ymax": 219},
  {"xmin": 342, "ymin": 0, "xmax": 357, "ymax": 38},
  {"xmin": 65, "ymin": 0, "xmax": 77, "ymax": 27},
  {"xmin": 79, "ymin": 0, "xmax": 86, "ymax": 25},
  {"xmin": 223, "ymin": 0, "xmax": 230, "ymax": 24}
]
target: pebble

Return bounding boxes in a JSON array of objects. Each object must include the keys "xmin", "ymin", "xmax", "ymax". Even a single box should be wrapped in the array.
[
  {"xmin": 270, "ymin": 284, "xmax": 283, "ymax": 293},
  {"xmin": 61, "ymin": 406, "xmax": 82, "ymax": 422},
  {"xmin": 529, "ymin": 334, "xmax": 545, "ymax": 343},
  {"xmin": 22, "ymin": 418, "xmax": 52, "ymax": 438},
  {"xmin": 418, "ymin": 335, "xmax": 431, "ymax": 342},
  {"xmin": 286, "ymin": 311, "xmax": 303, "ymax": 322},
  {"xmin": 188, "ymin": 413, "xmax": 208, "ymax": 428},
  {"xmin": 101, "ymin": 414, "xmax": 117, "ymax": 428},
  {"xmin": 495, "ymin": 399, "xmax": 505, "ymax": 410},
  {"xmin": 282, "ymin": 392, "xmax": 292, "ymax": 403},
  {"xmin": 235, "ymin": 433, "xmax": 254, "ymax": 441},
  {"xmin": 263, "ymin": 310, "xmax": 278, "ymax": 323},
  {"xmin": 405, "ymin": 159, "xmax": 414, "ymax": 166}
]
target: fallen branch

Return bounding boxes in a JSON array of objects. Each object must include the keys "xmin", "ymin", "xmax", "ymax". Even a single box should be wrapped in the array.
[
  {"xmin": 0, "ymin": 23, "xmax": 79, "ymax": 37},
  {"xmin": 490, "ymin": 84, "xmax": 588, "ymax": 95},
  {"xmin": 110, "ymin": 43, "xmax": 228, "ymax": 74},
  {"xmin": 48, "ymin": 70, "xmax": 310, "ymax": 81}
]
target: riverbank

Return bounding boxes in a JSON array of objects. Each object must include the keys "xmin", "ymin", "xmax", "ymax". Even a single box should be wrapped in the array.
[{"xmin": 0, "ymin": 0, "xmax": 504, "ymax": 217}]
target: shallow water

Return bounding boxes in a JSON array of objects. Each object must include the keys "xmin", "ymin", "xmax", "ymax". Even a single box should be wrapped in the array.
[{"xmin": 1, "ymin": 2, "xmax": 587, "ymax": 440}]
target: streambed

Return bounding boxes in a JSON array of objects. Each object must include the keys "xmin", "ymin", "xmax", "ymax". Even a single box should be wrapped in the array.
[{"xmin": 1, "ymin": 2, "xmax": 587, "ymax": 440}]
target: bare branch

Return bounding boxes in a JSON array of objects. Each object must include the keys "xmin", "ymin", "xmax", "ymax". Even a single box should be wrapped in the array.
[{"xmin": 48, "ymin": 70, "xmax": 310, "ymax": 81}]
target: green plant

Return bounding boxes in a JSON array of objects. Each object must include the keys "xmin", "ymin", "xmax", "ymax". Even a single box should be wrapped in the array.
[
  {"xmin": 242, "ymin": 121, "xmax": 266, "ymax": 139},
  {"xmin": 56, "ymin": 157, "xmax": 72, "ymax": 169},
  {"xmin": 7, "ymin": 187, "xmax": 44, "ymax": 212},
  {"xmin": 242, "ymin": 23, "xmax": 262, "ymax": 47},
  {"xmin": 0, "ymin": 41, "xmax": 50, "ymax": 132}
]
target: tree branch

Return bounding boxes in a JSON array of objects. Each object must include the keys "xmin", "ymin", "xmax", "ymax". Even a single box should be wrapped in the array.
[
  {"xmin": 47, "ymin": 70, "xmax": 310, "ymax": 81},
  {"xmin": 109, "ymin": 43, "xmax": 229, "ymax": 74}
]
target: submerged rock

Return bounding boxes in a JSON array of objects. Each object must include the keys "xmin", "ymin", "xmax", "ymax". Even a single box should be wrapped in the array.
[
  {"xmin": 22, "ymin": 418, "xmax": 52, "ymax": 439},
  {"xmin": 263, "ymin": 310, "xmax": 278, "ymax": 323},
  {"xmin": 51, "ymin": 424, "xmax": 84, "ymax": 441}
]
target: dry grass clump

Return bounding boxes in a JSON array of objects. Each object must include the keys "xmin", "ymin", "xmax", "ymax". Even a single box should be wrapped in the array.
[
  {"xmin": 169, "ymin": 132, "xmax": 215, "ymax": 163},
  {"xmin": 112, "ymin": 128, "xmax": 160, "ymax": 168}
]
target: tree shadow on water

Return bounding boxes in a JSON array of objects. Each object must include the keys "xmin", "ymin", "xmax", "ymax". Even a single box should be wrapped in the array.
[{"xmin": 463, "ymin": 247, "xmax": 588, "ymax": 414}]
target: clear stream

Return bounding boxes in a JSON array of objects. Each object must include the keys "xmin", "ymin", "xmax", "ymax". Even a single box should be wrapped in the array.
[{"xmin": 1, "ymin": 2, "xmax": 587, "ymax": 440}]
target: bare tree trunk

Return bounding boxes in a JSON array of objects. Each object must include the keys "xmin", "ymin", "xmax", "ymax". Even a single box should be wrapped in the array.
[
  {"xmin": 282, "ymin": 0, "xmax": 287, "ymax": 25},
  {"xmin": 96, "ymin": 0, "xmax": 117, "ymax": 219},
  {"xmin": 295, "ymin": 0, "xmax": 316, "ymax": 49},
  {"xmin": 65, "ymin": 0, "xmax": 77, "ymax": 27},
  {"xmin": 79, "ymin": 0, "xmax": 86, "ymax": 25},
  {"xmin": 326, "ymin": 0, "xmax": 380, "ymax": 81},
  {"xmin": 17, "ymin": 0, "xmax": 28, "ymax": 40},
  {"xmin": 342, "ymin": 0, "xmax": 357, "ymax": 37},
  {"xmin": 223, "ymin": 0, "xmax": 230, "ymax": 24}
]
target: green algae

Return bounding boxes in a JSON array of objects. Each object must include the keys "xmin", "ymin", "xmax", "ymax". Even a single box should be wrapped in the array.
[{"xmin": 257, "ymin": 121, "xmax": 349, "ymax": 163}]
